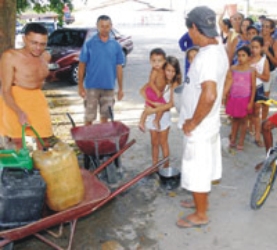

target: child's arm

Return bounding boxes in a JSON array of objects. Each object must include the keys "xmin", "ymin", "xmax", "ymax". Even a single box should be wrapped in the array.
[
  {"xmin": 263, "ymin": 40, "xmax": 277, "ymax": 67},
  {"xmin": 218, "ymin": 5, "xmax": 227, "ymax": 33},
  {"xmin": 145, "ymin": 82, "xmax": 178, "ymax": 115},
  {"xmin": 256, "ymin": 58, "xmax": 270, "ymax": 82},
  {"xmin": 248, "ymin": 69, "xmax": 256, "ymax": 111},
  {"xmin": 222, "ymin": 68, "xmax": 232, "ymax": 105},
  {"xmin": 149, "ymin": 69, "xmax": 162, "ymax": 97},
  {"xmin": 139, "ymin": 82, "xmax": 156, "ymax": 106},
  {"xmin": 139, "ymin": 82, "xmax": 148, "ymax": 100},
  {"xmin": 227, "ymin": 37, "xmax": 238, "ymax": 65}
]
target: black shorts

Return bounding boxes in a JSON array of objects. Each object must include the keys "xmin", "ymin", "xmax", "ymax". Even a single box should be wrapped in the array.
[{"xmin": 254, "ymin": 85, "xmax": 265, "ymax": 102}]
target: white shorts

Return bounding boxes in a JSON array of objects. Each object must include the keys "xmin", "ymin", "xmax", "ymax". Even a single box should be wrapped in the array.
[
  {"xmin": 181, "ymin": 133, "xmax": 222, "ymax": 192},
  {"xmin": 146, "ymin": 112, "xmax": 171, "ymax": 131},
  {"xmin": 263, "ymin": 70, "xmax": 276, "ymax": 93}
]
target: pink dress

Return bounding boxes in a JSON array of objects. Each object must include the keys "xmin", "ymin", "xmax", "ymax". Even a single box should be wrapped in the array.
[
  {"xmin": 226, "ymin": 69, "xmax": 252, "ymax": 118},
  {"xmin": 145, "ymin": 86, "xmax": 166, "ymax": 108}
]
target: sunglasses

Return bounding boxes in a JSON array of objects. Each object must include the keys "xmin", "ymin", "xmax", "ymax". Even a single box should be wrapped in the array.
[{"xmin": 262, "ymin": 24, "xmax": 271, "ymax": 28}]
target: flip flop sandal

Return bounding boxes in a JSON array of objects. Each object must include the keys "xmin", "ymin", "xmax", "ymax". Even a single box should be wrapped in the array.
[
  {"xmin": 236, "ymin": 145, "xmax": 244, "ymax": 151},
  {"xmin": 176, "ymin": 218, "xmax": 209, "ymax": 229},
  {"xmin": 254, "ymin": 140, "xmax": 264, "ymax": 147}
]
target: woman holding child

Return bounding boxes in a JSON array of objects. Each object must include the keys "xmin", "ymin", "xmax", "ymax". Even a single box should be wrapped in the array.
[{"xmin": 140, "ymin": 55, "xmax": 182, "ymax": 167}]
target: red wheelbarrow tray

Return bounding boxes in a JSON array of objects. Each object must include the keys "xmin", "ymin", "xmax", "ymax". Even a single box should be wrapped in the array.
[
  {"xmin": 0, "ymin": 168, "xmax": 111, "ymax": 246},
  {"xmin": 70, "ymin": 121, "xmax": 130, "ymax": 156},
  {"xmin": 0, "ymin": 139, "xmax": 167, "ymax": 249}
]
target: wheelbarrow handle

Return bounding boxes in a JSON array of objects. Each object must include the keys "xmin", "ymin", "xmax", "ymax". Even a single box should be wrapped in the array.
[
  {"xmin": 66, "ymin": 113, "xmax": 76, "ymax": 127},
  {"xmin": 90, "ymin": 157, "xmax": 169, "ymax": 213}
]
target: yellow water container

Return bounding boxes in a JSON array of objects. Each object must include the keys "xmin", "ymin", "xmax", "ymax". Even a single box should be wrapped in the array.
[{"xmin": 33, "ymin": 141, "xmax": 85, "ymax": 211}]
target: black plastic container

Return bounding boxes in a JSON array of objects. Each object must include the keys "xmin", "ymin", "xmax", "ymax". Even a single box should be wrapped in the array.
[{"xmin": 0, "ymin": 168, "xmax": 46, "ymax": 229}]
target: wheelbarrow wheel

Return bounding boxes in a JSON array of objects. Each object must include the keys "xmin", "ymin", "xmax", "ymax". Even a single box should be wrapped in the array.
[{"xmin": 84, "ymin": 154, "xmax": 90, "ymax": 170}]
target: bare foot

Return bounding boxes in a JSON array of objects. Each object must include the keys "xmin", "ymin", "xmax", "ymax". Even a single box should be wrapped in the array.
[
  {"xmin": 138, "ymin": 123, "xmax": 145, "ymax": 132},
  {"xmin": 152, "ymin": 119, "xmax": 160, "ymax": 130},
  {"xmin": 254, "ymin": 140, "xmax": 264, "ymax": 147}
]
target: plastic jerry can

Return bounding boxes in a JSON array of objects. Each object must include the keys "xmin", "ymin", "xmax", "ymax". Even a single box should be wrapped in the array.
[
  {"xmin": 0, "ymin": 124, "xmax": 45, "ymax": 171},
  {"xmin": 0, "ymin": 168, "xmax": 46, "ymax": 229},
  {"xmin": 0, "ymin": 148, "xmax": 33, "ymax": 171},
  {"xmin": 33, "ymin": 141, "xmax": 85, "ymax": 211}
]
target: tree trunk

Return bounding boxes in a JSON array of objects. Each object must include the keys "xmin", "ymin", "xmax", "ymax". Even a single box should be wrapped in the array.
[{"xmin": 0, "ymin": 0, "xmax": 16, "ymax": 57}]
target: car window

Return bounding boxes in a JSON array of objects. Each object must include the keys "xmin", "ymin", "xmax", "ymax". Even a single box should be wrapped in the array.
[
  {"xmin": 21, "ymin": 22, "xmax": 56, "ymax": 35},
  {"xmin": 42, "ymin": 23, "xmax": 55, "ymax": 34},
  {"xmin": 48, "ymin": 30, "xmax": 86, "ymax": 47},
  {"xmin": 111, "ymin": 28, "xmax": 120, "ymax": 38},
  {"xmin": 83, "ymin": 28, "xmax": 119, "ymax": 41}
]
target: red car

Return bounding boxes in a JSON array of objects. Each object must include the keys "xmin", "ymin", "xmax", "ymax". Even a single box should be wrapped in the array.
[{"xmin": 46, "ymin": 27, "xmax": 133, "ymax": 84}]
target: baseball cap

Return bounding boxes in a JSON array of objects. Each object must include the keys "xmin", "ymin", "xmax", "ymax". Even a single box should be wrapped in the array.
[{"xmin": 186, "ymin": 6, "xmax": 218, "ymax": 37}]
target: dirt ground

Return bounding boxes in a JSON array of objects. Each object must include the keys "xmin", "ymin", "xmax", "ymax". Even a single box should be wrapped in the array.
[{"xmin": 10, "ymin": 24, "xmax": 277, "ymax": 250}]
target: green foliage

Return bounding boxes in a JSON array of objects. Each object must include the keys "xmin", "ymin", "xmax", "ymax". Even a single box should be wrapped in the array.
[
  {"xmin": 248, "ymin": 15, "xmax": 258, "ymax": 22},
  {"xmin": 16, "ymin": 0, "xmax": 74, "ymax": 25},
  {"xmin": 17, "ymin": 0, "xmax": 29, "ymax": 13}
]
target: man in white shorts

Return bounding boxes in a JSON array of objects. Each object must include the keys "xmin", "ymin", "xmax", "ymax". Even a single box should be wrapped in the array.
[{"xmin": 177, "ymin": 6, "xmax": 229, "ymax": 228}]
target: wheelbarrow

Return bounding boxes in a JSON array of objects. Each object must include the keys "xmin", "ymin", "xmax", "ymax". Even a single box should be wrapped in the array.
[
  {"xmin": 0, "ymin": 138, "xmax": 168, "ymax": 250},
  {"xmin": 67, "ymin": 111, "xmax": 130, "ymax": 183}
]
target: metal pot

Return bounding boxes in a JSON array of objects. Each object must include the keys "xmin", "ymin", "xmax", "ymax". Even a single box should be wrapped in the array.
[{"xmin": 158, "ymin": 167, "xmax": 181, "ymax": 190}]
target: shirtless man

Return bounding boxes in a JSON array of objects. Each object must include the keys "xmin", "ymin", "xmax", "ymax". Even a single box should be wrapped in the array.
[{"xmin": 0, "ymin": 23, "xmax": 53, "ymax": 148}]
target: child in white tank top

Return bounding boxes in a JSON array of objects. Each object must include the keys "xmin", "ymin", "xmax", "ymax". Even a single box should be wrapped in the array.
[{"xmin": 249, "ymin": 36, "xmax": 270, "ymax": 147}]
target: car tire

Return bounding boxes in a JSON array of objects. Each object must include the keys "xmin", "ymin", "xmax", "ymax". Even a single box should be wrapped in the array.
[{"xmin": 70, "ymin": 64, "xmax": 79, "ymax": 85}]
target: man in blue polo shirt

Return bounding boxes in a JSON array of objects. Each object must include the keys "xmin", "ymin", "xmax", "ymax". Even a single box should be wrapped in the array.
[{"xmin": 78, "ymin": 15, "xmax": 124, "ymax": 125}]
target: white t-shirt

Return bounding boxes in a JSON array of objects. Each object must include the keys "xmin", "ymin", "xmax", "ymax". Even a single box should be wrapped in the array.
[
  {"xmin": 178, "ymin": 44, "xmax": 229, "ymax": 138},
  {"xmin": 250, "ymin": 56, "xmax": 266, "ymax": 86}
]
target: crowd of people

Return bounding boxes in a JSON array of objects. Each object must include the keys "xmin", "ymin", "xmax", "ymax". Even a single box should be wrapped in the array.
[
  {"xmin": 138, "ymin": 5, "xmax": 277, "ymax": 227},
  {"xmin": 219, "ymin": 8, "xmax": 277, "ymax": 158},
  {"xmin": 0, "ymin": 5, "xmax": 277, "ymax": 230}
]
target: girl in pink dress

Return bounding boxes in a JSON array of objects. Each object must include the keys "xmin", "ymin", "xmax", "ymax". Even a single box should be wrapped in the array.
[{"xmin": 223, "ymin": 46, "xmax": 256, "ymax": 150}]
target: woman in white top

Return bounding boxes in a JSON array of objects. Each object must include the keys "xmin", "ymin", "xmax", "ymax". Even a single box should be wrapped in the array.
[
  {"xmin": 140, "ymin": 56, "xmax": 182, "ymax": 168},
  {"xmin": 250, "ymin": 36, "xmax": 270, "ymax": 146}
]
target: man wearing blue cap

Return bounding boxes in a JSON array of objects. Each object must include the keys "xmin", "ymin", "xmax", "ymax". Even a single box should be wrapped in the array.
[{"xmin": 177, "ymin": 6, "xmax": 229, "ymax": 228}]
